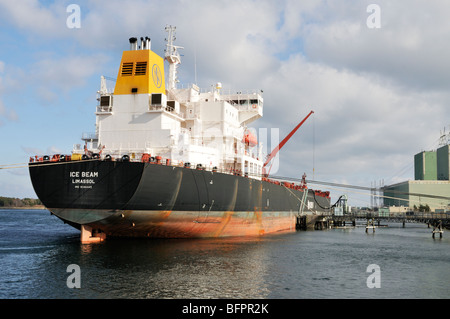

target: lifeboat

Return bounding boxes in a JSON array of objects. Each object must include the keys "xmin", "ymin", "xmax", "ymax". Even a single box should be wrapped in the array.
[{"xmin": 243, "ymin": 130, "xmax": 257, "ymax": 147}]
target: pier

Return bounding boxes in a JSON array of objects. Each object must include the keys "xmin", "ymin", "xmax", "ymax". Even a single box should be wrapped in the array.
[
  {"xmin": 300, "ymin": 211, "xmax": 449, "ymax": 237},
  {"xmin": 350, "ymin": 211, "xmax": 448, "ymax": 229}
]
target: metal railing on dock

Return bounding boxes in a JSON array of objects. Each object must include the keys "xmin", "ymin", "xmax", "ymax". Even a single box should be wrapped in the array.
[
  {"xmin": 348, "ymin": 211, "xmax": 449, "ymax": 229},
  {"xmin": 309, "ymin": 210, "xmax": 449, "ymax": 237}
]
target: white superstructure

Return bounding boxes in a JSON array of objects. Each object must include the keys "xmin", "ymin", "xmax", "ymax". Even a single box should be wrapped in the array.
[{"xmin": 76, "ymin": 27, "xmax": 265, "ymax": 179}]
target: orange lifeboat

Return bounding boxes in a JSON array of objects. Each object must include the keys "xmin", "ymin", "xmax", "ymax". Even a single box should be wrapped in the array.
[{"xmin": 243, "ymin": 130, "xmax": 257, "ymax": 147}]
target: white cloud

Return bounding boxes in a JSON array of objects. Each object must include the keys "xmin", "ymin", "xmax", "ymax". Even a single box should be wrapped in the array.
[
  {"xmin": 0, "ymin": 53, "xmax": 108, "ymax": 110},
  {"xmin": 46, "ymin": 145, "xmax": 63, "ymax": 155},
  {"xmin": 0, "ymin": 0, "xmax": 68, "ymax": 37},
  {"xmin": 0, "ymin": 99, "xmax": 19, "ymax": 125},
  {"xmin": 31, "ymin": 54, "xmax": 108, "ymax": 91},
  {"xmin": 21, "ymin": 146, "xmax": 44, "ymax": 156},
  {"xmin": 256, "ymin": 49, "xmax": 449, "ymax": 194},
  {"xmin": 301, "ymin": 1, "xmax": 450, "ymax": 90}
]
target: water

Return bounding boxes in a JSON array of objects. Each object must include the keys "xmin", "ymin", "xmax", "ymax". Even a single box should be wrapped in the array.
[{"xmin": 0, "ymin": 209, "xmax": 449, "ymax": 299}]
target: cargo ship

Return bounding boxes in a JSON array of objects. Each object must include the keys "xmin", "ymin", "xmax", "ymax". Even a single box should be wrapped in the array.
[{"xmin": 29, "ymin": 26, "xmax": 331, "ymax": 242}]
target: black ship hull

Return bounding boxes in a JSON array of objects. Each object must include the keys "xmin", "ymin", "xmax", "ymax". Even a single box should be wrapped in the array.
[{"xmin": 29, "ymin": 160, "xmax": 331, "ymax": 240}]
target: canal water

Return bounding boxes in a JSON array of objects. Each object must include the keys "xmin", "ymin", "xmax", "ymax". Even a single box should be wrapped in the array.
[{"xmin": 0, "ymin": 209, "xmax": 449, "ymax": 301}]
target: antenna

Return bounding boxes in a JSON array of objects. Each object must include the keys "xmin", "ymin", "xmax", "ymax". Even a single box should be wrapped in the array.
[
  {"xmin": 438, "ymin": 126, "xmax": 450, "ymax": 146},
  {"xmin": 164, "ymin": 25, "xmax": 184, "ymax": 90},
  {"xmin": 100, "ymin": 75, "xmax": 107, "ymax": 94}
]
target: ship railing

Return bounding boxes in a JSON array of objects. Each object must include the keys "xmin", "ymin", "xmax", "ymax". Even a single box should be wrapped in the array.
[
  {"xmin": 87, "ymin": 151, "xmax": 262, "ymax": 179},
  {"xmin": 96, "ymin": 105, "xmax": 113, "ymax": 113},
  {"xmin": 175, "ymin": 84, "xmax": 262, "ymax": 95},
  {"xmin": 348, "ymin": 211, "xmax": 450, "ymax": 221},
  {"xmin": 148, "ymin": 104, "xmax": 185, "ymax": 119},
  {"xmin": 30, "ymin": 151, "xmax": 314, "ymax": 187},
  {"xmin": 174, "ymin": 84, "xmax": 263, "ymax": 101}
]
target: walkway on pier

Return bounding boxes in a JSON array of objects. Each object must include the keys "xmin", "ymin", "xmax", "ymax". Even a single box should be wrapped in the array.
[
  {"xmin": 308, "ymin": 211, "xmax": 449, "ymax": 236},
  {"xmin": 346, "ymin": 211, "xmax": 449, "ymax": 228}
]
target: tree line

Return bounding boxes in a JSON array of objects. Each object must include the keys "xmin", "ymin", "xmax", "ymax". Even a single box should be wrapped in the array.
[{"xmin": 0, "ymin": 196, "xmax": 42, "ymax": 207}]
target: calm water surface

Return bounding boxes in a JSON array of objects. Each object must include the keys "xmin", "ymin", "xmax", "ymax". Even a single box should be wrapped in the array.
[{"xmin": 0, "ymin": 209, "xmax": 449, "ymax": 299}]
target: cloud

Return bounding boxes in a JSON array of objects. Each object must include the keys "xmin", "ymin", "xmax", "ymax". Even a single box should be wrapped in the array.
[
  {"xmin": 46, "ymin": 145, "xmax": 63, "ymax": 155},
  {"xmin": 0, "ymin": 61, "xmax": 18, "ymax": 125},
  {"xmin": 31, "ymin": 54, "xmax": 108, "ymax": 91},
  {"xmin": 0, "ymin": 0, "xmax": 68, "ymax": 37},
  {"xmin": 0, "ymin": 53, "xmax": 108, "ymax": 115},
  {"xmin": 5, "ymin": 52, "xmax": 109, "ymax": 106},
  {"xmin": 0, "ymin": 99, "xmax": 19, "ymax": 125},
  {"xmin": 21, "ymin": 146, "xmax": 44, "ymax": 156},
  {"xmin": 21, "ymin": 145, "xmax": 63, "ymax": 156},
  {"xmin": 256, "ymin": 49, "xmax": 449, "ymax": 189},
  {"xmin": 301, "ymin": 1, "xmax": 450, "ymax": 91}
]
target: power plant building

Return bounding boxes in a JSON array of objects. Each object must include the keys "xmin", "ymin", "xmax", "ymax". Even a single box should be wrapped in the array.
[
  {"xmin": 414, "ymin": 151, "xmax": 437, "ymax": 180},
  {"xmin": 437, "ymin": 144, "xmax": 449, "ymax": 180},
  {"xmin": 383, "ymin": 144, "xmax": 450, "ymax": 212}
]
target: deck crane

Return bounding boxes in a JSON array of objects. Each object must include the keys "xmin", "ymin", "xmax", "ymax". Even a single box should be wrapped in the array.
[{"xmin": 263, "ymin": 110, "xmax": 314, "ymax": 177}]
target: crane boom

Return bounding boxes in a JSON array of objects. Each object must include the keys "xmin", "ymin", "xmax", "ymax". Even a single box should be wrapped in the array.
[{"xmin": 263, "ymin": 110, "xmax": 314, "ymax": 169}]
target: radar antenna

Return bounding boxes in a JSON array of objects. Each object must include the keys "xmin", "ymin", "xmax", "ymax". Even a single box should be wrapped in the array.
[{"xmin": 164, "ymin": 25, "xmax": 184, "ymax": 90}]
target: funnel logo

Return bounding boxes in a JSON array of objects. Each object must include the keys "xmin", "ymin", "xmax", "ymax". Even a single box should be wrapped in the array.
[{"xmin": 152, "ymin": 64, "xmax": 162, "ymax": 88}]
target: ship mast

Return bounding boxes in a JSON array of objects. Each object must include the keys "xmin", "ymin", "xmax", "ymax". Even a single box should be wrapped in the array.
[{"xmin": 164, "ymin": 25, "xmax": 184, "ymax": 90}]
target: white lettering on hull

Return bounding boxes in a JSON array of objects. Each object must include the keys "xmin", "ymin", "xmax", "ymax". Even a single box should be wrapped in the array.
[{"xmin": 69, "ymin": 171, "xmax": 99, "ymax": 189}]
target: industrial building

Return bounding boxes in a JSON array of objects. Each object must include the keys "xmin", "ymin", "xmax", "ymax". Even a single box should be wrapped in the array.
[
  {"xmin": 437, "ymin": 144, "xmax": 449, "ymax": 180},
  {"xmin": 414, "ymin": 151, "xmax": 437, "ymax": 180},
  {"xmin": 383, "ymin": 143, "xmax": 450, "ymax": 212}
]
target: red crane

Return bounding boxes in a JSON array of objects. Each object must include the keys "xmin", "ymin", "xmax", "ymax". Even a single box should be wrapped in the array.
[{"xmin": 263, "ymin": 110, "xmax": 314, "ymax": 176}]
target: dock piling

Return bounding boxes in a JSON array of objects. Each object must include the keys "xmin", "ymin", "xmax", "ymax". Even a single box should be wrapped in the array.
[
  {"xmin": 366, "ymin": 219, "xmax": 376, "ymax": 233},
  {"xmin": 432, "ymin": 220, "xmax": 443, "ymax": 239},
  {"xmin": 296, "ymin": 215, "xmax": 307, "ymax": 231}
]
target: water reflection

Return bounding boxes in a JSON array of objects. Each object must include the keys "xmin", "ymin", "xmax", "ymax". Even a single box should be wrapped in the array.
[{"xmin": 36, "ymin": 236, "xmax": 274, "ymax": 298}]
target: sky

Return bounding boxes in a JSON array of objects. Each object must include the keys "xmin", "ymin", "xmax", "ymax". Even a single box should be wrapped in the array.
[{"xmin": 0, "ymin": 0, "xmax": 449, "ymax": 207}]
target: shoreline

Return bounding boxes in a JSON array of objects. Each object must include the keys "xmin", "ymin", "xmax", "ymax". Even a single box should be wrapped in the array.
[{"xmin": 0, "ymin": 205, "xmax": 46, "ymax": 210}]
